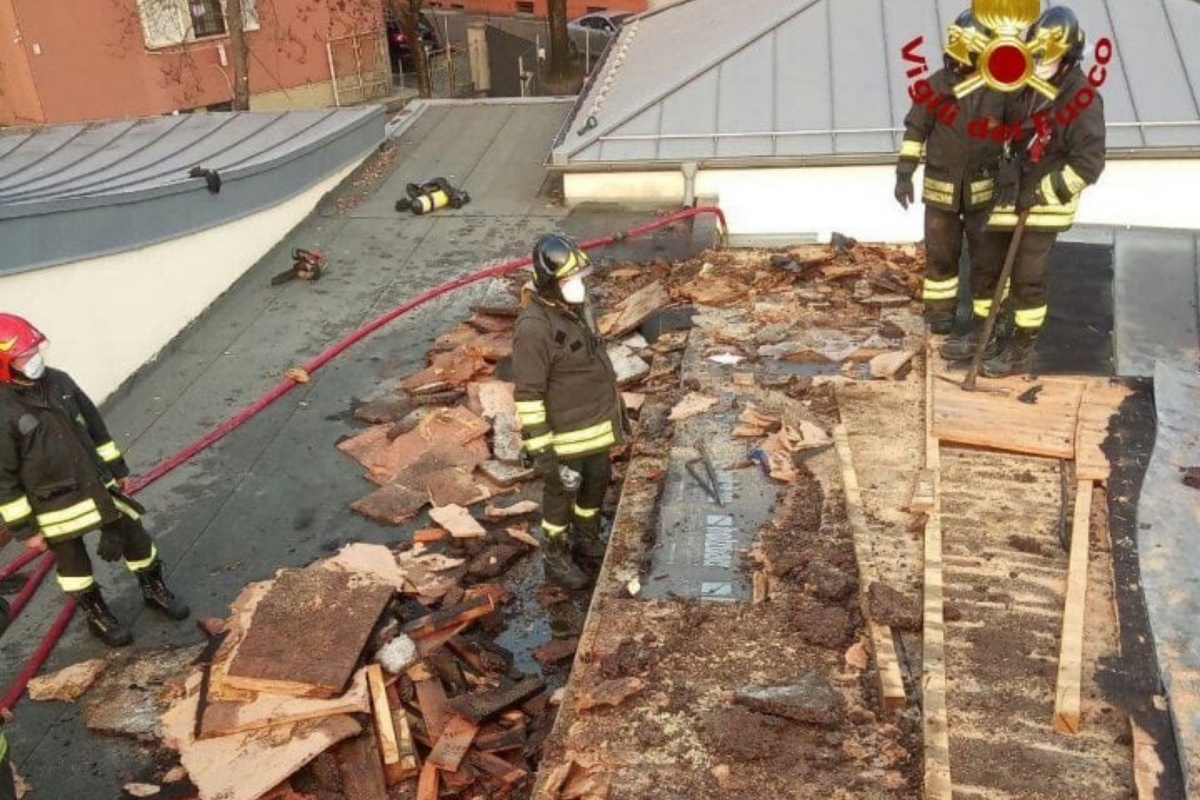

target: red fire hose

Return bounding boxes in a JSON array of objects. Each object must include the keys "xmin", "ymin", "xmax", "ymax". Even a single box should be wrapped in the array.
[{"xmin": 0, "ymin": 205, "xmax": 726, "ymax": 711}]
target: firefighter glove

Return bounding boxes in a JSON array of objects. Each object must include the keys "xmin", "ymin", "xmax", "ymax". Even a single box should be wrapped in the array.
[
  {"xmin": 894, "ymin": 172, "xmax": 915, "ymax": 210},
  {"xmin": 98, "ymin": 527, "xmax": 125, "ymax": 563},
  {"xmin": 994, "ymin": 158, "xmax": 1021, "ymax": 208},
  {"xmin": 532, "ymin": 450, "xmax": 562, "ymax": 488},
  {"xmin": 1017, "ymin": 183, "xmax": 1044, "ymax": 211}
]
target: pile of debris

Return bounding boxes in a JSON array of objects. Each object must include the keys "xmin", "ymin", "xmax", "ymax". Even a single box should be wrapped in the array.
[
  {"xmin": 23, "ymin": 239, "xmax": 930, "ymax": 800},
  {"xmin": 149, "ymin": 543, "xmax": 557, "ymax": 800}
]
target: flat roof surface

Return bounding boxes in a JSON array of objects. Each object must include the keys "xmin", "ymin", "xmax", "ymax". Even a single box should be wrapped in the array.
[
  {"xmin": 0, "ymin": 98, "xmax": 697, "ymax": 796},
  {"xmin": 553, "ymin": 0, "xmax": 1200, "ymax": 166}
]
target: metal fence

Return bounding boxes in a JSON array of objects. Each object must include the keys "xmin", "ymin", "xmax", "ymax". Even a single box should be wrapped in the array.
[
  {"xmin": 326, "ymin": 31, "xmax": 392, "ymax": 107},
  {"xmin": 393, "ymin": 46, "xmax": 475, "ymax": 98}
]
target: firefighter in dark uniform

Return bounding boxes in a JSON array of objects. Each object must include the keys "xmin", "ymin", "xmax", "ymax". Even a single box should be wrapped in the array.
[
  {"xmin": 513, "ymin": 235, "xmax": 624, "ymax": 590},
  {"xmin": 971, "ymin": 6, "xmax": 1106, "ymax": 377},
  {"xmin": 896, "ymin": 10, "xmax": 1011, "ymax": 335},
  {"xmin": 0, "ymin": 314, "xmax": 189, "ymax": 647}
]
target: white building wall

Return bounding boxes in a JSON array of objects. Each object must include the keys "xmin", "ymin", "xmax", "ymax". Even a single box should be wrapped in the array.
[
  {"xmin": 564, "ymin": 160, "xmax": 1200, "ymax": 243},
  {"xmin": 0, "ymin": 161, "xmax": 361, "ymax": 404}
]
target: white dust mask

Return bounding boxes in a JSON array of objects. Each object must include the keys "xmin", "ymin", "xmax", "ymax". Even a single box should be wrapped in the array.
[
  {"xmin": 1035, "ymin": 59, "xmax": 1061, "ymax": 81},
  {"xmin": 19, "ymin": 352, "xmax": 45, "ymax": 379},
  {"xmin": 560, "ymin": 276, "xmax": 587, "ymax": 304}
]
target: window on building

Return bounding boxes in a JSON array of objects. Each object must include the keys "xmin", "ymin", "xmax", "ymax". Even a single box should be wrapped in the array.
[
  {"xmin": 189, "ymin": 0, "xmax": 226, "ymax": 38},
  {"xmin": 136, "ymin": 0, "xmax": 260, "ymax": 49},
  {"xmin": 515, "ymin": 1, "xmax": 535, "ymax": 15}
]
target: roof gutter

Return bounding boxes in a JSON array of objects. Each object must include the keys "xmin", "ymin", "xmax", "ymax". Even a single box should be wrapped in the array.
[{"xmin": 547, "ymin": 145, "xmax": 1200, "ymax": 174}]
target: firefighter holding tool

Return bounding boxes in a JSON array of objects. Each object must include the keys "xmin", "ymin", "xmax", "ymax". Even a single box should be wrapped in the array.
[
  {"xmin": 896, "ymin": 9, "xmax": 1013, "ymax": 336},
  {"xmin": 513, "ymin": 235, "xmax": 625, "ymax": 589},
  {"xmin": 946, "ymin": 6, "xmax": 1106, "ymax": 376},
  {"xmin": 0, "ymin": 314, "xmax": 189, "ymax": 647}
]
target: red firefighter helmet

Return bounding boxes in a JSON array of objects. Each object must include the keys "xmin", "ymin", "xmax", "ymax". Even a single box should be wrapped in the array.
[{"xmin": 0, "ymin": 314, "xmax": 46, "ymax": 383}]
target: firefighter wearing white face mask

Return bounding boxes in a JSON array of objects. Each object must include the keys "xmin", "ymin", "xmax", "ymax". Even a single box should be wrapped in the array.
[
  {"xmin": 513, "ymin": 234, "xmax": 625, "ymax": 589},
  {"xmin": 0, "ymin": 314, "xmax": 190, "ymax": 648},
  {"xmin": 970, "ymin": 5, "xmax": 1106, "ymax": 378}
]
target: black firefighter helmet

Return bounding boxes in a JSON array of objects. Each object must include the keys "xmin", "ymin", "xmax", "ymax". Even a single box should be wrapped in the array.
[
  {"xmin": 1028, "ymin": 6, "xmax": 1086, "ymax": 72},
  {"xmin": 532, "ymin": 233, "xmax": 591, "ymax": 300},
  {"xmin": 944, "ymin": 9, "xmax": 989, "ymax": 72}
]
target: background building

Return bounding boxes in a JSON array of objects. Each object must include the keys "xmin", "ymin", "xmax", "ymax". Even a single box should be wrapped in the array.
[
  {"xmin": 427, "ymin": 0, "xmax": 645, "ymax": 16},
  {"xmin": 0, "ymin": 0, "xmax": 389, "ymax": 124}
]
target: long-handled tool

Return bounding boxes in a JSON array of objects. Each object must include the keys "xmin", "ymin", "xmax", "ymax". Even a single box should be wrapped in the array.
[
  {"xmin": 193, "ymin": 618, "xmax": 229, "ymax": 739},
  {"xmin": 686, "ymin": 443, "xmax": 723, "ymax": 506},
  {"xmin": 962, "ymin": 209, "xmax": 1030, "ymax": 391}
]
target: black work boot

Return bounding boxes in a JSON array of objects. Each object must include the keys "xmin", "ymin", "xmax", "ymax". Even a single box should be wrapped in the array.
[
  {"xmin": 924, "ymin": 301, "xmax": 956, "ymax": 336},
  {"xmin": 982, "ymin": 328, "xmax": 1039, "ymax": 378},
  {"xmin": 135, "ymin": 560, "xmax": 191, "ymax": 620},
  {"xmin": 542, "ymin": 532, "xmax": 589, "ymax": 590},
  {"xmin": 571, "ymin": 515, "xmax": 608, "ymax": 566},
  {"xmin": 77, "ymin": 586, "xmax": 133, "ymax": 647},
  {"xmin": 939, "ymin": 312, "xmax": 1007, "ymax": 362}
]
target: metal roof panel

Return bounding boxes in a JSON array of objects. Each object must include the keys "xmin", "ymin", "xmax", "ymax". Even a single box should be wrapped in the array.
[{"xmin": 553, "ymin": 0, "xmax": 1200, "ymax": 167}]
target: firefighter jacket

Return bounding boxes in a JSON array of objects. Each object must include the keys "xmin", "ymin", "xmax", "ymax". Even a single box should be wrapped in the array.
[
  {"xmin": 989, "ymin": 65, "xmax": 1106, "ymax": 232},
  {"xmin": 513, "ymin": 295, "xmax": 624, "ymax": 459},
  {"xmin": 0, "ymin": 368, "xmax": 133, "ymax": 543},
  {"xmin": 898, "ymin": 68, "xmax": 1011, "ymax": 213}
]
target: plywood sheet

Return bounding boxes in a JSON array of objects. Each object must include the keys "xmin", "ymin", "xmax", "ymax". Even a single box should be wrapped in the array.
[
  {"xmin": 161, "ymin": 683, "xmax": 361, "ymax": 800},
  {"xmin": 200, "ymin": 668, "xmax": 370, "ymax": 738},
  {"xmin": 225, "ymin": 569, "xmax": 393, "ymax": 698},
  {"xmin": 1075, "ymin": 382, "xmax": 1134, "ymax": 481},
  {"xmin": 933, "ymin": 374, "xmax": 1086, "ymax": 458}
]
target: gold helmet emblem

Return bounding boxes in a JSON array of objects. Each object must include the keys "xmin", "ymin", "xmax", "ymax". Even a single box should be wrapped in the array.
[{"xmin": 953, "ymin": 0, "xmax": 1059, "ymax": 100}]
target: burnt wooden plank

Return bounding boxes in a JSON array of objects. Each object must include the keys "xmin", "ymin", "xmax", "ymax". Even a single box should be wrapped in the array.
[
  {"xmin": 335, "ymin": 730, "xmax": 388, "ymax": 800},
  {"xmin": 225, "ymin": 569, "xmax": 393, "ymax": 698},
  {"xmin": 446, "ymin": 677, "xmax": 546, "ymax": 724},
  {"xmin": 403, "ymin": 595, "xmax": 495, "ymax": 639},
  {"xmin": 426, "ymin": 713, "xmax": 479, "ymax": 772}
]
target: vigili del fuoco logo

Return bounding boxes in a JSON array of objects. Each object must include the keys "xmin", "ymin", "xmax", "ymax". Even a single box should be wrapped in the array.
[{"xmin": 901, "ymin": 0, "xmax": 1113, "ymax": 141}]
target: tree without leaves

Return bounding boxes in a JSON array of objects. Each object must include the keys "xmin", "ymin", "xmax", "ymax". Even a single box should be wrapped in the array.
[
  {"xmin": 226, "ymin": 0, "xmax": 251, "ymax": 109},
  {"xmin": 110, "ymin": 0, "xmax": 386, "ymax": 112},
  {"xmin": 547, "ymin": 0, "xmax": 570, "ymax": 77},
  {"xmin": 390, "ymin": 0, "xmax": 432, "ymax": 98}
]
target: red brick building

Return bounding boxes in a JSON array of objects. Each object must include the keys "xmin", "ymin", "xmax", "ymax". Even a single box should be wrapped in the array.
[
  {"xmin": 427, "ymin": 0, "xmax": 647, "ymax": 16},
  {"xmin": 0, "ymin": 0, "xmax": 388, "ymax": 125}
]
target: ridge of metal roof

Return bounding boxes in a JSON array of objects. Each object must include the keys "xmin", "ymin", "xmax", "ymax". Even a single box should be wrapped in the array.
[{"xmin": 555, "ymin": 0, "xmax": 825, "ymax": 161}]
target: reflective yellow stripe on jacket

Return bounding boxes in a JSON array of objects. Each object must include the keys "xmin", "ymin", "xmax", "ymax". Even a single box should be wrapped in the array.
[
  {"xmin": 37, "ymin": 498, "xmax": 102, "ymax": 539},
  {"xmin": 515, "ymin": 399, "xmax": 547, "ymax": 427},
  {"xmin": 552, "ymin": 420, "xmax": 615, "ymax": 457},
  {"xmin": 922, "ymin": 176, "xmax": 955, "ymax": 206},
  {"xmin": 95, "ymin": 440, "xmax": 121, "ymax": 463},
  {"xmin": 0, "ymin": 495, "xmax": 32, "ymax": 526},
  {"xmin": 988, "ymin": 194, "xmax": 1080, "ymax": 231}
]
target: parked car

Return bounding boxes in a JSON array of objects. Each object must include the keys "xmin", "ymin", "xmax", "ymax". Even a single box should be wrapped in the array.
[
  {"xmin": 386, "ymin": 11, "xmax": 442, "ymax": 73},
  {"xmin": 567, "ymin": 11, "xmax": 632, "ymax": 59}
]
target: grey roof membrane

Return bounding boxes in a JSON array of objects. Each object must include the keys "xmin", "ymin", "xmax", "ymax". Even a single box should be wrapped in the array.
[
  {"xmin": 0, "ymin": 108, "xmax": 383, "ymax": 275},
  {"xmin": 552, "ymin": 0, "xmax": 1200, "ymax": 166}
]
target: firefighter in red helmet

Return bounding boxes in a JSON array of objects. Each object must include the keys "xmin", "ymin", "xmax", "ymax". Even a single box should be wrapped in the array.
[{"xmin": 0, "ymin": 314, "xmax": 189, "ymax": 647}]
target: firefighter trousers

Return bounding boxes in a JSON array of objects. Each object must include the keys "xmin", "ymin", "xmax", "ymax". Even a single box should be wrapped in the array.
[
  {"xmin": 972, "ymin": 229, "xmax": 1057, "ymax": 329},
  {"xmin": 542, "ymin": 451, "xmax": 611, "ymax": 535},
  {"xmin": 48, "ymin": 514, "xmax": 156, "ymax": 594},
  {"xmin": 923, "ymin": 206, "xmax": 998, "ymax": 312}
]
